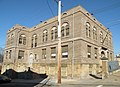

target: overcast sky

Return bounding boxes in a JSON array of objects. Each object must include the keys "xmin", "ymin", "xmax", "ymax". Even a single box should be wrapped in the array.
[{"xmin": 0, "ymin": 0, "xmax": 120, "ymax": 56}]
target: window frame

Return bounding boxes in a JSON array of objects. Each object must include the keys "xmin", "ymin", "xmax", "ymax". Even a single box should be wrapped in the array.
[
  {"xmin": 86, "ymin": 22, "xmax": 91, "ymax": 38},
  {"xmin": 51, "ymin": 47, "xmax": 56, "ymax": 59},
  {"xmin": 87, "ymin": 45, "xmax": 91, "ymax": 58},
  {"xmin": 62, "ymin": 45, "xmax": 68, "ymax": 58},
  {"xmin": 42, "ymin": 48, "xmax": 46, "ymax": 59},
  {"xmin": 18, "ymin": 50, "xmax": 24, "ymax": 59},
  {"xmin": 19, "ymin": 34, "xmax": 26, "ymax": 45},
  {"xmin": 43, "ymin": 30, "xmax": 48, "ymax": 42}
]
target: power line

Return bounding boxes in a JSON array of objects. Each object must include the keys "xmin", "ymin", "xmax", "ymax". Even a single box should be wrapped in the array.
[
  {"xmin": 91, "ymin": 1, "xmax": 120, "ymax": 15},
  {"xmin": 108, "ymin": 22, "xmax": 120, "ymax": 27},
  {"xmin": 46, "ymin": 0, "xmax": 55, "ymax": 17},
  {"xmin": 108, "ymin": 20, "xmax": 120, "ymax": 25},
  {"xmin": 53, "ymin": 0, "xmax": 63, "ymax": 7}
]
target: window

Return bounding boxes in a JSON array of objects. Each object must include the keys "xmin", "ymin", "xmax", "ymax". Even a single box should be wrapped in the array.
[
  {"xmin": 86, "ymin": 22, "xmax": 91, "ymax": 37},
  {"xmin": 31, "ymin": 37, "xmax": 33, "ymax": 48},
  {"xmin": 51, "ymin": 30, "xmax": 54, "ymax": 40},
  {"xmin": 106, "ymin": 35, "xmax": 108, "ymax": 45},
  {"xmin": 89, "ymin": 29, "xmax": 91, "ymax": 37},
  {"xmin": 101, "ymin": 51, "xmax": 105, "ymax": 58},
  {"xmin": 51, "ymin": 26, "xmax": 57, "ymax": 40},
  {"xmin": 19, "ymin": 35, "xmax": 22, "ymax": 44},
  {"xmin": 35, "ymin": 35, "xmax": 37, "ymax": 47},
  {"xmin": 43, "ymin": 30, "xmax": 48, "ymax": 42},
  {"xmin": 87, "ymin": 45, "xmax": 91, "ymax": 58},
  {"xmin": 11, "ymin": 34, "xmax": 14, "ymax": 44},
  {"xmin": 42, "ymin": 48, "xmax": 46, "ymax": 59},
  {"xmin": 55, "ymin": 28, "xmax": 58, "ymax": 39},
  {"xmin": 61, "ymin": 22, "xmax": 69, "ymax": 37},
  {"xmin": 110, "ymin": 53, "xmax": 112, "ymax": 61},
  {"xmin": 66, "ymin": 24, "xmax": 69, "ymax": 36},
  {"xmin": 61, "ymin": 26, "xmax": 64, "ymax": 37},
  {"xmin": 94, "ymin": 48, "xmax": 97, "ymax": 59},
  {"xmin": 51, "ymin": 47, "xmax": 56, "ymax": 58},
  {"xmin": 18, "ymin": 50, "xmax": 24, "ymax": 59},
  {"xmin": 93, "ymin": 27, "xmax": 97, "ymax": 40},
  {"xmin": 100, "ymin": 31, "xmax": 103, "ymax": 43},
  {"xmin": 31, "ymin": 34, "xmax": 37, "ymax": 48},
  {"xmin": 35, "ymin": 54, "xmax": 37, "ymax": 60},
  {"xmin": 9, "ymin": 50, "xmax": 12, "ymax": 59},
  {"xmin": 6, "ymin": 51, "xmax": 8, "ymax": 59},
  {"xmin": 19, "ymin": 34, "xmax": 26, "ymax": 45},
  {"xmin": 107, "ymin": 52, "xmax": 109, "ymax": 60},
  {"xmin": 23, "ymin": 36, "xmax": 26, "ymax": 45},
  {"xmin": 62, "ymin": 45, "xmax": 68, "ymax": 58}
]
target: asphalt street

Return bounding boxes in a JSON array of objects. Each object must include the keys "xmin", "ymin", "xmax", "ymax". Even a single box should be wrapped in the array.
[
  {"xmin": 1, "ymin": 70, "xmax": 120, "ymax": 87},
  {"xmin": 0, "ymin": 82, "xmax": 37, "ymax": 87},
  {"xmin": 0, "ymin": 78, "xmax": 43, "ymax": 87}
]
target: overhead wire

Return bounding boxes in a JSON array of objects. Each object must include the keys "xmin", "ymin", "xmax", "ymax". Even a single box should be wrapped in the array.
[
  {"xmin": 1, "ymin": 0, "xmax": 117, "ymax": 49},
  {"xmin": 0, "ymin": 0, "xmax": 56, "ymax": 48},
  {"xmin": 46, "ymin": 0, "xmax": 55, "ymax": 17},
  {"xmin": 91, "ymin": 1, "xmax": 120, "ymax": 14},
  {"xmin": 108, "ymin": 22, "xmax": 120, "ymax": 27}
]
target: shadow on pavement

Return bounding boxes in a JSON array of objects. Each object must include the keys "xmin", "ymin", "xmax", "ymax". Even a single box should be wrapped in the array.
[
  {"xmin": 2, "ymin": 67, "xmax": 48, "ymax": 80},
  {"xmin": 0, "ymin": 68, "xmax": 48, "ymax": 87}
]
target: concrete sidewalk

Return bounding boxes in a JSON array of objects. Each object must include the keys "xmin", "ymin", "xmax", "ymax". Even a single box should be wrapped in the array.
[
  {"xmin": 44, "ymin": 77, "xmax": 120, "ymax": 87},
  {"xmin": 43, "ymin": 70, "xmax": 120, "ymax": 87},
  {"xmin": 23, "ymin": 70, "xmax": 120, "ymax": 87},
  {"xmin": 46, "ymin": 78, "xmax": 100, "ymax": 86}
]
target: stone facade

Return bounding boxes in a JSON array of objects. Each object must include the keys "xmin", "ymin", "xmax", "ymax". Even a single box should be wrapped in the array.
[{"xmin": 2, "ymin": 5, "xmax": 114, "ymax": 79}]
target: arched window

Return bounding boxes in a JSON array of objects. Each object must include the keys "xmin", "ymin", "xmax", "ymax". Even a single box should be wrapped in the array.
[
  {"xmin": 65, "ymin": 23, "xmax": 69, "ymax": 36},
  {"xmin": 61, "ymin": 22, "xmax": 69, "ymax": 37},
  {"xmin": 31, "ymin": 34, "xmax": 37, "ymax": 48},
  {"xmin": 19, "ymin": 34, "xmax": 26, "ymax": 45},
  {"xmin": 101, "ymin": 51, "xmax": 105, "ymax": 58},
  {"xmin": 106, "ymin": 35, "xmax": 108, "ymax": 45},
  {"xmin": 61, "ymin": 26, "xmax": 64, "ymax": 37},
  {"xmin": 86, "ymin": 22, "xmax": 91, "ymax": 37},
  {"xmin": 93, "ymin": 27, "xmax": 97, "ymax": 40},
  {"xmin": 11, "ymin": 34, "xmax": 14, "ymax": 44},
  {"xmin": 51, "ymin": 30, "xmax": 54, "ymax": 40},
  {"xmin": 43, "ymin": 30, "xmax": 48, "ymax": 42},
  {"xmin": 100, "ymin": 31, "xmax": 103, "ymax": 43},
  {"xmin": 35, "ymin": 35, "xmax": 37, "ymax": 47},
  {"xmin": 23, "ymin": 36, "xmax": 26, "ymax": 45},
  {"xmin": 55, "ymin": 28, "xmax": 58, "ymax": 39},
  {"xmin": 51, "ymin": 26, "xmax": 57, "ymax": 40}
]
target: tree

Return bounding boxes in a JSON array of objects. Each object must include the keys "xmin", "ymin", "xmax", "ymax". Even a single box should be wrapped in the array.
[{"xmin": 0, "ymin": 47, "xmax": 4, "ymax": 63}]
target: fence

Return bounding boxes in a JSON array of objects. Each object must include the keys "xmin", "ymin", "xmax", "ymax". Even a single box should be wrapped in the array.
[{"xmin": 108, "ymin": 60, "xmax": 120, "ymax": 72}]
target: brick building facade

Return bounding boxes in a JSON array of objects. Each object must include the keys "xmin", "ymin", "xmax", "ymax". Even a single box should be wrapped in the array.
[{"xmin": 2, "ymin": 5, "xmax": 114, "ymax": 79}]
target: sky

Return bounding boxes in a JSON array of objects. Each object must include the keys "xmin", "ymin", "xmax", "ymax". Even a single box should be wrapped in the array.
[{"xmin": 0, "ymin": 0, "xmax": 120, "ymax": 56}]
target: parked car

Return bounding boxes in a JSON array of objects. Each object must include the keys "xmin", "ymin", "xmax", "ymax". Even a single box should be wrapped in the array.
[{"xmin": 0, "ymin": 75, "xmax": 11, "ymax": 83}]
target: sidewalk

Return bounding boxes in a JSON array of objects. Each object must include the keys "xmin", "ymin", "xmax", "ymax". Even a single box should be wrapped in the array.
[
  {"xmin": 42, "ymin": 70, "xmax": 120, "ymax": 87},
  {"xmin": 44, "ymin": 78, "xmax": 120, "ymax": 87},
  {"xmin": 46, "ymin": 78, "xmax": 100, "ymax": 86}
]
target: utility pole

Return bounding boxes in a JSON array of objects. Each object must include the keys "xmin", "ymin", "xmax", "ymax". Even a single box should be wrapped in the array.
[{"xmin": 57, "ymin": 0, "xmax": 62, "ymax": 84}]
